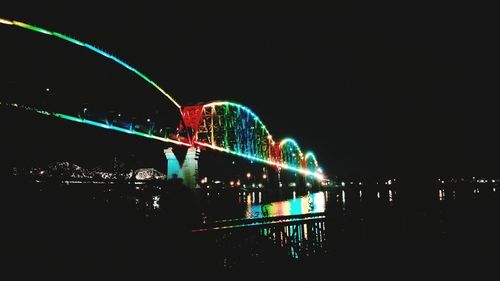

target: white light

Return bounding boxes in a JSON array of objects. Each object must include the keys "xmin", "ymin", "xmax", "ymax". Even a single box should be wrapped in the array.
[
  {"xmin": 246, "ymin": 172, "xmax": 251, "ymax": 179},
  {"xmin": 341, "ymin": 181, "xmax": 345, "ymax": 187},
  {"xmin": 46, "ymin": 88, "xmax": 50, "ymax": 91}
]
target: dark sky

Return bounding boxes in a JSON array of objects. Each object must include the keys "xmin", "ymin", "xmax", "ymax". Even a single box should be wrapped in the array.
[{"xmin": 1, "ymin": 2, "xmax": 498, "ymax": 178}]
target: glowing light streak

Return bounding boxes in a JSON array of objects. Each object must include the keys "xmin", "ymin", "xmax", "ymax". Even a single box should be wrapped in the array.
[
  {"xmin": 13, "ymin": 20, "xmax": 51, "ymax": 34},
  {"xmin": 279, "ymin": 138, "xmax": 304, "ymax": 158},
  {"xmin": 1, "ymin": 102, "xmax": 190, "ymax": 147},
  {"xmin": 195, "ymin": 141, "xmax": 324, "ymax": 179},
  {"xmin": 305, "ymin": 152, "xmax": 319, "ymax": 168},
  {"xmin": 52, "ymin": 32, "xmax": 84, "ymax": 46},
  {"xmin": 0, "ymin": 17, "xmax": 181, "ymax": 109},
  {"xmin": 203, "ymin": 101, "xmax": 273, "ymax": 139},
  {"xmin": 0, "ymin": 18, "xmax": 13, "ymax": 25},
  {"xmin": 192, "ymin": 214, "xmax": 325, "ymax": 232}
]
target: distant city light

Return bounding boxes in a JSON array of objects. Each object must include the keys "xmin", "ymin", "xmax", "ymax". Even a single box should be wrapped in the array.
[{"xmin": 200, "ymin": 177, "xmax": 208, "ymax": 184}]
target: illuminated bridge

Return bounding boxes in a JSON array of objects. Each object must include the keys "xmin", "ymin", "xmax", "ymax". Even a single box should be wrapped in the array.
[{"xmin": 0, "ymin": 17, "xmax": 325, "ymax": 186}]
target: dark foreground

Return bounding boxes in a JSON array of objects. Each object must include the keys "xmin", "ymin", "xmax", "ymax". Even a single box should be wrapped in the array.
[{"xmin": 2, "ymin": 177, "xmax": 499, "ymax": 279}]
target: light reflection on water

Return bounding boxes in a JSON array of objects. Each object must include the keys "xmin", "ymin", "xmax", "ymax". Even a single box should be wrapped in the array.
[{"xmin": 245, "ymin": 191, "xmax": 326, "ymax": 219}]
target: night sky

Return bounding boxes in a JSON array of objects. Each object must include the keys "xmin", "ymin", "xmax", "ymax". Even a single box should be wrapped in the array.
[{"xmin": 1, "ymin": 2, "xmax": 498, "ymax": 178}]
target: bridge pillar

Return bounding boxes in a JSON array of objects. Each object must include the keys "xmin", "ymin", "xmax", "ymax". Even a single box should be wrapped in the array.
[
  {"xmin": 164, "ymin": 147, "xmax": 182, "ymax": 179},
  {"xmin": 181, "ymin": 147, "xmax": 200, "ymax": 189},
  {"xmin": 163, "ymin": 147, "xmax": 200, "ymax": 189}
]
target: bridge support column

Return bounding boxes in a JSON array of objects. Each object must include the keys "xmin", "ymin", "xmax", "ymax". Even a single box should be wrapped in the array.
[
  {"xmin": 181, "ymin": 147, "xmax": 200, "ymax": 189},
  {"xmin": 164, "ymin": 147, "xmax": 181, "ymax": 180},
  {"xmin": 163, "ymin": 147, "xmax": 200, "ymax": 189}
]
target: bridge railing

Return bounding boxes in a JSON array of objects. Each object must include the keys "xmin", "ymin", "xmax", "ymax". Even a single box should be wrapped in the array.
[{"xmin": 192, "ymin": 213, "xmax": 327, "ymax": 264}]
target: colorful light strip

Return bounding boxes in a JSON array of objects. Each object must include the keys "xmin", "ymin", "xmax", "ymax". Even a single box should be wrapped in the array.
[
  {"xmin": 279, "ymin": 138, "xmax": 304, "ymax": 158},
  {"xmin": 195, "ymin": 141, "xmax": 324, "ymax": 179},
  {"xmin": 0, "ymin": 102, "xmax": 190, "ymax": 147},
  {"xmin": 304, "ymin": 152, "xmax": 319, "ymax": 169},
  {"xmin": 0, "ymin": 17, "xmax": 181, "ymax": 109},
  {"xmin": 192, "ymin": 214, "xmax": 325, "ymax": 232},
  {"xmin": 197, "ymin": 102, "xmax": 324, "ymax": 178},
  {"xmin": 203, "ymin": 101, "xmax": 274, "ymax": 140}
]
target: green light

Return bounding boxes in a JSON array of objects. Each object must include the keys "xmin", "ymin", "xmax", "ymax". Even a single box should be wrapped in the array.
[
  {"xmin": 53, "ymin": 32, "xmax": 84, "ymax": 46},
  {"xmin": 13, "ymin": 21, "xmax": 51, "ymax": 35},
  {"xmin": 204, "ymin": 101, "xmax": 273, "ymax": 138},
  {"xmin": 305, "ymin": 152, "xmax": 319, "ymax": 169}
]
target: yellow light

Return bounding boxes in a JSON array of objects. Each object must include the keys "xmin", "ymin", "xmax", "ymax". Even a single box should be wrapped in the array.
[{"xmin": 0, "ymin": 18, "xmax": 13, "ymax": 25}]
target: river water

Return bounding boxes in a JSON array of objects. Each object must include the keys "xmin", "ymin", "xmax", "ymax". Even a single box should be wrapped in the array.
[{"xmin": 4, "ymin": 179, "xmax": 500, "ymax": 276}]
